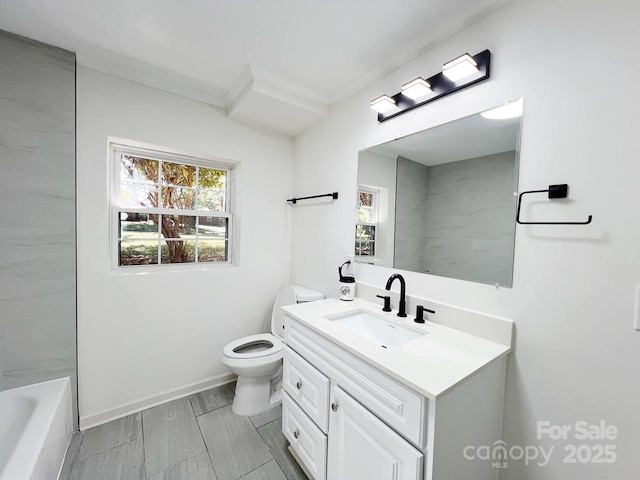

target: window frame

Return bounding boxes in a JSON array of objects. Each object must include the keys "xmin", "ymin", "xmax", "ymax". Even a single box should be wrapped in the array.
[
  {"xmin": 355, "ymin": 186, "xmax": 379, "ymax": 258},
  {"xmin": 110, "ymin": 141, "xmax": 236, "ymax": 270}
]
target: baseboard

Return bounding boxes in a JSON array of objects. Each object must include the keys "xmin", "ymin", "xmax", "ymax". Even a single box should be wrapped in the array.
[{"xmin": 79, "ymin": 372, "xmax": 236, "ymax": 430}]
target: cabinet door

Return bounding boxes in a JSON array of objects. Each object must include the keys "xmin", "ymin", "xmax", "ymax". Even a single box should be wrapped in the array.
[{"xmin": 328, "ymin": 386, "xmax": 423, "ymax": 480}]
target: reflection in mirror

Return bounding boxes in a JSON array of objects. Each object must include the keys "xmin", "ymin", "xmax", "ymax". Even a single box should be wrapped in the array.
[{"xmin": 356, "ymin": 100, "xmax": 523, "ymax": 287}]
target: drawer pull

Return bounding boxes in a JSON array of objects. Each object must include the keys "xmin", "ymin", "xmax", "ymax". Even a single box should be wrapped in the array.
[
  {"xmin": 293, "ymin": 429, "xmax": 300, "ymax": 439},
  {"xmin": 296, "ymin": 380, "xmax": 303, "ymax": 389},
  {"xmin": 331, "ymin": 402, "xmax": 339, "ymax": 412}
]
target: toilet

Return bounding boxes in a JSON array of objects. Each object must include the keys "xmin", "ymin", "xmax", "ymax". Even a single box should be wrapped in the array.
[{"xmin": 222, "ymin": 284, "xmax": 324, "ymax": 416}]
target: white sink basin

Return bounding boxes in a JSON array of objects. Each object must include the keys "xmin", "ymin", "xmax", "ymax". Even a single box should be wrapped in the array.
[{"xmin": 326, "ymin": 309, "xmax": 426, "ymax": 348}]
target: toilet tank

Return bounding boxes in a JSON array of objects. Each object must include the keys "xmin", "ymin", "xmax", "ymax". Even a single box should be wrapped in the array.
[
  {"xmin": 291, "ymin": 284, "xmax": 325, "ymax": 303},
  {"xmin": 271, "ymin": 284, "xmax": 324, "ymax": 339}
]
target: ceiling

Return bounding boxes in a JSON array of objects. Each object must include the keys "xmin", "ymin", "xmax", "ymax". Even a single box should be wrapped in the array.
[
  {"xmin": 0, "ymin": 0, "xmax": 510, "ymax": 136},
  {"xmin": 370, "ymin": 107, "xmax": 521, "ymax": 165}
]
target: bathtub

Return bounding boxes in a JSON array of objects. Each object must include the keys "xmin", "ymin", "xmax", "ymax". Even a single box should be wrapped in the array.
[{"xmin": 0, "ymin": 378, "xmax": 73, "ymax": 480}]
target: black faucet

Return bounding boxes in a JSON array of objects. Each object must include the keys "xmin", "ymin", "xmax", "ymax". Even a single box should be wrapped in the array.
[{"xmin": 385, "ymin": 273, "xmax": 407, "ymax": 317}]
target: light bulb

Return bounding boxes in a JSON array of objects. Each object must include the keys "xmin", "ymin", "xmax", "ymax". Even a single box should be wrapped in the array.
[
  {"xmin": 370, "ymin": 95, "xmax": 396, "ymax": 114},
  {"xmin": 442, "ymin": 53, "xmax": 478, "ymax": 82},
  {"xmin": 401, "ymin": 78, "xmax": 431, "ymax": 100}
]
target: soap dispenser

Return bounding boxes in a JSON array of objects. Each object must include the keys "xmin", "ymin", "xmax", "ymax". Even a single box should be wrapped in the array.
[{"xmin": 338, "ymin": 261, "xmax": 355, "ymax": 301}]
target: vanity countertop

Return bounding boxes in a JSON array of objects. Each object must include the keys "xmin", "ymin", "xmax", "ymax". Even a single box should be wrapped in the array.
[{"xmin": 282, "ymin": 297, "xmax": 512, "ymax": 400}]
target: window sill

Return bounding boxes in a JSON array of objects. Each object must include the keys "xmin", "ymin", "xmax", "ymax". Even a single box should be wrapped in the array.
[{"xmin": 108, "ymin": 262, "xmax": 236, "ymax": 276}]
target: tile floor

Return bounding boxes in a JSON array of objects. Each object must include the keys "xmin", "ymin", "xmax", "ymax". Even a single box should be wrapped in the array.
[{"xmin": 60, "ymin": 383, "xmax": 308, "ymax": 480}]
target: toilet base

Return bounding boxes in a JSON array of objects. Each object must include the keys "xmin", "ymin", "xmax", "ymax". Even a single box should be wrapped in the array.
[{"xmin": 231, "ymin": 368, "xmax": 283, "ymax": 416}]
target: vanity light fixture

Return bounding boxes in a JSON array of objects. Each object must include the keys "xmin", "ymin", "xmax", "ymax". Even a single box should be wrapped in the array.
[
  {"xmin": 371, "ymin": 50, "xmax": 491, "ymax": 122},
  {"xmin": 401, "ymin": 77, "xmax": 431, "ymax": 100},
  {"xmin": 481, "ymin": 99, "xmax": 524, "ymax": 119},
  {"xmin": 370, "ymin": 94, "xmax": 396, "ymax": 114},
  {"xmin": 442, "ymin": 53, "xmax": 479, "ymax": 82}
]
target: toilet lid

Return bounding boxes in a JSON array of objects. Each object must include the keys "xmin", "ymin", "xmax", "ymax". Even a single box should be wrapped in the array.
[
  {"xmin": 270, "ymin": 284, "xmax": 297, "ymax": 340},
  {"xmin": 223, "ymin": 333, "xmax": 284, "ymax": 359}
]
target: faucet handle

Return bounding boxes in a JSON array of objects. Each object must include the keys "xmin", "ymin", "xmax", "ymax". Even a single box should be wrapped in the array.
[
  {"xmin": 376, "ymin": 295, "xmax": 392, "ymax": 312},
  {"xmin": 414, "ymin": 305, "xmax": 435, "ymax": 323}
]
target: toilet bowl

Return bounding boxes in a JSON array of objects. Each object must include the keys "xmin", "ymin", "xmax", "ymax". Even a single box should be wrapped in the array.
[{"xmin": 222, "ymin": 284, "xmax": 323, "ymax": 416}]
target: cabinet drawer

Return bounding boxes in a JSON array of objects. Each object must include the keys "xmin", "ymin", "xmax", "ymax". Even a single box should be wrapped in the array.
[
  {"xmin": 282, "ymin": 391, "xmax": 327, "ymax": 480},
  {"xmin": 284, "ymin": 347, "xmax": 330, "ymax": 432},
  {"xmin": 285, "ymin": 316, "xmax": 427, "ymax": 448}
]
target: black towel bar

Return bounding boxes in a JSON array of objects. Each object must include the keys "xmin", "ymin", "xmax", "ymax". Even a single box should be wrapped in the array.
[
  {"xmin": 516, "ymin": 184, "xmax": 592, "ymax": 225},
  {"xmin": 287, "ymin": 192, "xmax": 338, "ymax": 204}
]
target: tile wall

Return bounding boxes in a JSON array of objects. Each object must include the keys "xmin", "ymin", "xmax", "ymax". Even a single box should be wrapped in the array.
[{"xmin": 0, "ymin": 29, "xmax": 77, "ymax": 421}]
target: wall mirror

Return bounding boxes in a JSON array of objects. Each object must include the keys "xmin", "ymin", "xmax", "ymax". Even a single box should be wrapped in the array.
[{"xmin": 356, "ymin": 100, "xmax": 523, "ymax": 287}]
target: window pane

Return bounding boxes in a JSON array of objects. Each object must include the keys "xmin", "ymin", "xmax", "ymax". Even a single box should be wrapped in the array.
[
  {"xmin": 357, "ymin": 191, "xmax": 376, "ymax": 223},
  {"xmin": 198, "ymin": 167, "xmax": 227, "ymax": 190},
  {"xmin": 196, "ymin": 190, "xmax": 226, "ymax": 211},
  {"xmin": 160, "ymin": 214, "xmax": 196, "ymax": 239},
  {"xmin": 121, "ymin": 155, "xmax": 158, "ymax": 183},
  {"xmin": 120, "ymin": 182, "xmax": 158, "ymax": 208},
  {"xmin": 162, "ymin": 162, "xmax": 196, "ymax": 187},
  {"xmin": 161, "ymin": 240, "xmax": 196, "ymax": 264},
  {"xmin": 198, "ymin": 241, "xmax": 228, "ymax": 262},
  {"xmin": 198, "ymin": 217, "xmax": 228, "ymax": 262},
  {"xmin": 359, "ymin": 191, "xmax": 374, "ymax": 207},
  {"xmin": 161, "ymin": 186, "xmax": 196, "ymax": 209},
  {"xmin": 119, "ymin": 212, "xmax": 159, "ymax": 239},
  {"xmin": 355, "ymin": 240, "xmax": 375, "ymax": 256},
  {"xmin": 198, "ymin": 216, "xmax": 228, "ymax": 238},
  {"xmin": 356, "ymin": 224, "xmax": 375, "ymax": 240},
  {"xmin": 355, "ymin": 224, "xmax": 376, "ymax": 256},
  {"xmin": 119, "ymin": 239, "xmax": 159, "ymax": 265},
  {"xmin": 357, "ymin": 207, "xmax": 374, "ymax": 223}
]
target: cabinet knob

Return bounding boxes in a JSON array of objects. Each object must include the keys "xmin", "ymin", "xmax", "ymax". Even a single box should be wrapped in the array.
[
  {"xmin": 293, "ymin": 429, "xmax": 300, "ymax": 439},
  {"xmin": 331, "ymin": 402, "xmax": 339, "ymax": 412},
  {"xmin": 296, "ymin": 380, "xmax": 302, "ymax": 389}
]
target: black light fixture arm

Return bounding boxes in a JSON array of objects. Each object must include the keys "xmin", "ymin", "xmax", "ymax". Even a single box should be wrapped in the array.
[
  {"xmin": 286, "ymin": 192, "xmax": 338, "ymax": 204},
  {"xmin": 516, "ymin": 184, "xmax": 592, "ymax": 225}
]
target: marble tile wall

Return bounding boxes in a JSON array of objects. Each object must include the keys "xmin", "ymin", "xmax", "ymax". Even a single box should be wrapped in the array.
[
  {"xmin": 393, "ymin": 151, "xmax": 516, "ymax": 286},
  {"xmin": 394, "ymin": 156, "xmax": 430, "ymax": 272},
  {"xmin": 423, "ymin": 151, "xmax": 516, "ymax": 286},
  {"xmin": 0, "ymin": 30, "xmax": 77, "ymax": 421}
]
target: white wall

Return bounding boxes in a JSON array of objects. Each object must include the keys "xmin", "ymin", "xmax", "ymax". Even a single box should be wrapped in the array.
[
  {"xmin": 291, "ymin": 0, "xmax": 640, "ymax": 477},
  {"xmin": 77, "ymin": 68, "xmax": 293, "ymax": 428}
]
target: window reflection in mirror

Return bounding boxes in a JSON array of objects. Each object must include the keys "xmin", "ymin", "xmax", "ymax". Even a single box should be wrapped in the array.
[
  {"xmin": 356, "ymin": 100, "xmax": 523, "ymax": 287},
  {"xmin": 355, "ymin": 188, "xmax": 378, "ymax": 256}
]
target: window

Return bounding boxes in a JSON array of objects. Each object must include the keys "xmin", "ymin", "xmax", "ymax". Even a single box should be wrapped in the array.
[
  {"xmin": 355, "ymin": 187, "xmax": 378, "ymax": 257},
  {"xmin": 112, "ymin": 143, "xmax": 234, "ymax": 267}
]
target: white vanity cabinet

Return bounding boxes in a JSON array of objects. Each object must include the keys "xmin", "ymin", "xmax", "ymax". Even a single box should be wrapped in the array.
[{"xmin": 282, "ymin": 310, "xmax": 509, "ymax": 480}]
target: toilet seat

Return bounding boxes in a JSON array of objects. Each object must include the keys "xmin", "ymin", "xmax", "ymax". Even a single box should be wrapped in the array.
[
  {"xmin": 222, "ymin": 285, "xmax": 298, "ymax": 361},
  {"xmin": 223, "ymin": 333, "xmax": 284, "ymax": 360}
]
